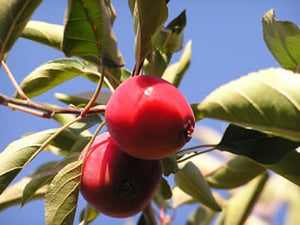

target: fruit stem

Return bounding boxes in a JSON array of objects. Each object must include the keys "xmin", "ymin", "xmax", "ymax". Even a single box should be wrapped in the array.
[
  {"xmin": 80, "ymin": 120, "xmax": 106, "ymax": 161},
  {"xmin": 81, "ymin": 67, "xmax": 106, "ymax": 118},
  {"xmin": 176, "ymin": 147, "xmax": 216, "ymax": 163},
  {"xmin": 176, "ymin": 144, "xmax": 217, "ymax": 158}
]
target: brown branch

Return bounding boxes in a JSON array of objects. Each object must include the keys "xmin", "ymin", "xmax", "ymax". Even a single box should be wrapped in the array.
[{"xmin": 0, "ymin": 93, "xmax": 106, "ymax": 118}]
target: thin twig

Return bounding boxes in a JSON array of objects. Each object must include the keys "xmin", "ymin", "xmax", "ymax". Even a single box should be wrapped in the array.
[
  {"xmin": 1, "ymin": 61, "xmax": 28, "ymax": 100},
  {"xmin": 0, "ymin": 93, "xmax": 106, "ymax": 118},
  {"xmin": 81, "ymin": 67, "xmax": 106, "ymax": 118}
]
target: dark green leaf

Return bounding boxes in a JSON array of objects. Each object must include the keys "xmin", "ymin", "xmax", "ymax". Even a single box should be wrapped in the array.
[
  {"xmin": 262, "ymin": 9, "xmax": 300, "ymax": 72},
  {"xmin": 174, "ymin": 162, "xmax": 221, "ymax": 211},
  {"xmin": 162, "ymin": 40, "xmax": 192, "ymax": 87},
  {"xmin": 217, "ymin": 124, "xmax": 299, "ymax": 164},
  {"xmin": 161, "ymin": 155, "xmax": 179, "ymax": 176},
  {"xmin": 157, "ymin": 177, "xmax": 172, "ymax": 200},
  {"xmin": 206, "ymin": 156, "xmax": 265, "ymax": 189},
  {"xmin": 265, "ymin": 150, "xmax": 300, "ymax": 186},
  {"xmin": 16, "ymin": 59, "xmax": 100, "ymax": 99},
  {"xmin": 197, "ymin": 68, "xmax": 300, "ymax": 142},
  {"xmin": 155, "ymin": 10, "xmax": 186, "ymax": 53},
  {"xmin": 45, "ymin": 160, "xmax": 82, "ymax": 225},
  {"xmin": 79, "ymin": 204, "xmax": 100, "ymax": 225},
  {"xmin": 0, "ymin": 0, "xmax": 41, "ymax": 60},
  {"xmin": 0, "ymin": 129, "xmax": 57, "ymax": 194},
  {"xmin": 186, "ymin": 205, "xmax": 217, "ymax": 225},
  {"xmin": 21, "ymin": 20, "xmax": 63, "ymax": 50},
  {"xmin": 63, "ymin": 0, "xmax": 124, "ymax": 68},
  {"xmin": 0, "ymin": 177, "xmax": 47, "ymax": 212},
  {"xmin": 223, "ymin": 172, "xmax": 268, "ymax": 225},
  {"xmin": 133, "ymin": 0, "xmax": 168, "ymax": 62}
]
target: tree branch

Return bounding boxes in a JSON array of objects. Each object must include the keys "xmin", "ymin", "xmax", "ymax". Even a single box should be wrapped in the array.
[{"xmin": 0, "ymin": 93, "xmax": 106, "ymax": 118}]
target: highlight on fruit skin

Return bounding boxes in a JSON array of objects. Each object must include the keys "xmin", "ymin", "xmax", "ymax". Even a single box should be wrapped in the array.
[
  {"xmin": 79, "ymin": 132, "xmax": 162, "ymax": 218},
  {"xmin": 105, "ymin": 74, "xmax": 195, "ymax": 160}
]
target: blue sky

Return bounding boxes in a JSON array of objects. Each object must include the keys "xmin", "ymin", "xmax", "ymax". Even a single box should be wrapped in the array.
[{"xmin": 0, "ymin": 0, "xmax": 299, "ymax": 224}]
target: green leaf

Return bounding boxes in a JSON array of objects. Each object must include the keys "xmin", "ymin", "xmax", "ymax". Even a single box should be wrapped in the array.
[
  {"xmin": 223, "ymin": 172, "xmax": 268, "ymax": 225},
  {"xmin": 79, "ymin": 204, "xmax": 100, "ymax": 225},
  {"xmin": 133, "ymin": 0, "xmax": 168, "ymax": 62},
  {"xmin": 265, "ymin": 150, "xmax": 300, "ymax": 186},
  {"xmin": 21, "ymin": 20, "xmax": 64, "ymax": 50},
  {"xmin": 63, "ymin": 0, "xmax": 124, "ymax": 68},
  {"xmin": 162, "ymin": 40, "xmax": 192, "ymax": 87},
  {"xmin": 217, "ymin": 124, "xmax": 299, "ymax": 164},
  {"xmin": 0, "ymin": 177, "xmax": 46, "ymax": 211},
  {"xmin": 16, "ymin": 59, "xmax": 101, "ymax": 99},
  {"xmin": 285, "ymin": 184, "xmax": 300, "ymax": 225},
  {"xmin": 206, "ymin": 156, "xmax": 265, "ymax": 189},
  {"xmin": 174, "ymin": 162, "xmax": 221, "ymax": 211},
  {"xmin": 143, "ymin": 49, "xmax": 171, "ymax": 76},
  {"xmin": 53, "ymin": 114, "xmax": 102, "ymax": 135},
  {"xmin": 172, "ymin": 186, "xmax": 197, "ymax": 208},
  {"xmin": 262, "ymin": 9, "xmax": 300, "ymax": 72},
  {"xmin": 0, "ymin": 0, "xmax": 41, "ymax": 60},
  {"xmin": 161, "ymin": 155, "xmax": 179, "ymax": 176},
  {"xmin": 0, "ymin": 129, "xmax": 57, "ymax": 194},
  {"xmin": 155, "ymin": 10, "xmax": 186, "ymax": 53},
  {"xmin": 22, "ymin": 154, "xmax": 79, "ymax": 206},
  {"xmin": 157, "ymin": 177, "xmax": 172, "ymax": 200},
  {"xmin": 54, "ymin": 91, "xmax": 111, "ymax": 107},
  {"xmin": 186, "ymin": 205, "xmax": 217, "ymax": 225},
  {"xmin": 197, "ymin": 68, "xmax": 300, "ymax": 142},
  {"xmin": 45, "ymin": 160, "xmax": 82, "ymax": 225}
]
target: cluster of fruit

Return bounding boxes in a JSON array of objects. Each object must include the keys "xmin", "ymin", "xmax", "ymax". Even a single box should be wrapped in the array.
[{"xmin": 79, "ymin": 75, "xmax": 195, "ymax": 218}]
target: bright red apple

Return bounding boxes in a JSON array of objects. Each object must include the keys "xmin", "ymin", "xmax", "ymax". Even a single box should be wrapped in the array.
[
  {"xmin": 79, "ymin": 132, "xmax": 162, "ymax": 218},
  {"xmin": 105, "ymin": 75, "xmax": 195, "ymax": 159}
]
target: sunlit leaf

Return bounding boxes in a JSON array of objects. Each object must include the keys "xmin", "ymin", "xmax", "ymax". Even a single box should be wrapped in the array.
[
  {"xmin": 0, "ymin": 129, "xmax": 57, "ymax": 194},
  {"xmin": 54, "ymin": 91, "xmax": 110, "ymax": 107},
  {"xmin": 133, "ymin": 0, "xmax": 168, "ymax": 62},
  {"xmin": 45, "ymin": 160, "xmax": 82, "ymax": 225},
  {"xmin": 162, "ymin": 40, "xmax": 192, "ymax": 87},
  {"xmin": 206, "ymin": 156, "xmax": 265, "ymax": 189},
  {"xmin": 0, "ymin": 0, "xmax": 41, "ymax": 60},
  {"xmin": 217, "ymin": 124, "xmax": 299, "ymax": 164},
  {"xmin": 79, "ymin": 204, "xmax": 100, "ymax": 225},
  {"xmin": 0, "ymin": 177, "xmax": 46, "ymax": 211},
  {"xmin": 16, "ymin": 59, "xmax": 100, "ymax": 99},
  {"xmin": 155, "ymin": 10, "xmax": 186, "ymax": 53},
  {"xmin": 196, "ymin": 68, "xmax": 300, "ymax": 142},
  {"xmin": 172, "ymin": 186, "xmax": 196, "ymax": 208},
  {"xmin": 262, "ymin": 9, "xmax": 300, "ymax": 72},
  {"xmin": 285, "ymin": 183, "xmax": 300, "ymax": 225},
  {"xmin": 63, "ymin": 0, "xmax": 124, "ymax": 68},
  {"xmin": 223, "ymin": 172, "xmax": 268, "ymax": 225},
  {"xmin": 174, "ymin": 162, "xmax": 221, "ymax": 211},
  {"xmin": 186, "ymin": 205, "xmax": 217, "ymax": 225},
  {"xmin": 21, "ymin": 20, "xmax": 63, "ymax": 50}
]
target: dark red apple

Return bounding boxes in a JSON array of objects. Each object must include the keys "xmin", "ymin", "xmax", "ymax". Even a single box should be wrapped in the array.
[
  {"xmin": 79, "ymin": 132, "xmax": 162, "ymax": 218},
  {"xmin": 105, "ymin": 75, "xmax": 195, "ymax": 159}
]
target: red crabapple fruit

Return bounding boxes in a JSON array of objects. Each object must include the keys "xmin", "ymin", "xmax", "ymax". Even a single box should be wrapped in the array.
[
  {"xmin": 79, "ymin": 132, "xmax": 162, "ymax": 218},
  {"xmin": 105, "ymin": 75, "xmax": 195, "ymax": 159}
]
